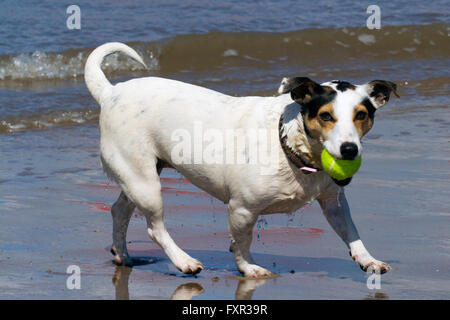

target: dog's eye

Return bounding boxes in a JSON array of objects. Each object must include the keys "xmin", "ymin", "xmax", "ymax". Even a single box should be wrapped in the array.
[
  {"xmin": 355, "ymin": 111, "xmax": 367, "ymax": 121},
  {"xmin": 319, "ymin": 112, "xmax": 333, "ymax": 122}
]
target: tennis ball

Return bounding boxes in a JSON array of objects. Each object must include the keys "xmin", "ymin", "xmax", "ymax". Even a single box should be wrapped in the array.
[{"xmin": 321, "ymin": 148, "xmax": 361, "ymax": 181}]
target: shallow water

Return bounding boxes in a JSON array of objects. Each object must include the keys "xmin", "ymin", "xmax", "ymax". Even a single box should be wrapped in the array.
[
  {"xmin": 0, "ymin": 1, "xmax": 449, "ymax": 299},
  {"xmin": 0, "ymin": 1, "xmax": 449, "ymax": 132}
]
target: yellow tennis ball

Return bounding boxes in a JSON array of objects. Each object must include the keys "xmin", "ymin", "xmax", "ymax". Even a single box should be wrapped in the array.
[{"xmin": 321, "ymin": 148, "xmax": 362, "ymax": 181}]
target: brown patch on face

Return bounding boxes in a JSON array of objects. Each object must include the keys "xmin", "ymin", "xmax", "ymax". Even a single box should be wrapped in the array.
[
  {"xmin": 304, "ymin": 103, "xmax": 337, "ymax": 141},
  {"xmin": 353, "ymin": 104, "xmax": 373, "ymax": 137}
]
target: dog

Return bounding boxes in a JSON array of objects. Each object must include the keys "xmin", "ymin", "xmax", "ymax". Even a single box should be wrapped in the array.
[{"xmin": 85, "ymin": 42, "xmax": 398, "ymax": 278}]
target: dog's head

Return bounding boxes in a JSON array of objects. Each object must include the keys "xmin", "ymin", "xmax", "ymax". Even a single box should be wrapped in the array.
[{"xmin": 279, "ymin": 77, "xmax": 398, "ymax": 161}]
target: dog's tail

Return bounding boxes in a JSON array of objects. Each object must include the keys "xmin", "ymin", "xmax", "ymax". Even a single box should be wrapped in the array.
[{"xmin": 84, "ymin": 42, "xmax": 147, "ymax": 104}]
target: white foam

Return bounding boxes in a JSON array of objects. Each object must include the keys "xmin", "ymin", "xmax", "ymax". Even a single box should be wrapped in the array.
[
  {"xmin": 0, "ymin": 49, "xmax": 156, "ymax": 80},
  {"xmin": 357, "ymin": 34, "xmax": 376, "ymax": 45},
  {"xmin": 222, "ymin": 49, "xmax": 238, "ymax": 57}
]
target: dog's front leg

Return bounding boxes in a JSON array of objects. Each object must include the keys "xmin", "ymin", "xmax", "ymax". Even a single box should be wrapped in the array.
[
  {"xmin": 228, "ymin": 205, "xmax": 273, "ymax": 278},
  {"xmin": 317, "ymin": 190, "xmax": 391, "ymax": 274}
]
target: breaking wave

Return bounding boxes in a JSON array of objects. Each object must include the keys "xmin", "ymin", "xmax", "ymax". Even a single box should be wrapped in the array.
[{"xmin": 0, "ymin": 23, "xmax": 447, "ymax": 81}]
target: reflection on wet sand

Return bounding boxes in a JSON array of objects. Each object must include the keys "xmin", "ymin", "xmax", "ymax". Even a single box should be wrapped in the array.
[
  {"xmin": 170, "ymin": 283, "xmax": 205, "ymax": 300},
  {"xmin": 112, "ymin": 266, "xmax": 132, "ymax": 300},
  {"xmin": 112, "ymin": 266, "xmax": 268, "ymax": 300},
  {"xmin": 235, "ymin": 278, "xmax": 267, "ymax": 300},
  {"xmin": 364, "ymin": 292, "xmax": 389, "ymax": 300}
]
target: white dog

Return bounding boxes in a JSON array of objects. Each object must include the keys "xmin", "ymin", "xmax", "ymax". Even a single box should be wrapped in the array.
[{"xmin": 85, "ymin": 42, "xmax": 397, "ymax": 277}]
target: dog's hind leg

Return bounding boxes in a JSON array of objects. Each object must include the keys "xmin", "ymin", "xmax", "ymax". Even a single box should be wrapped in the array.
[
  {"xmin": 111, "ymin": 191, "xmax": 136, "ymax": 266},
  {"xmin": 228, "ymin": 205, "xmax": 273, "ymax": 278},
  {"xmin": 127, "ymin": 163, "xmax": 204, "ymax": 275}
]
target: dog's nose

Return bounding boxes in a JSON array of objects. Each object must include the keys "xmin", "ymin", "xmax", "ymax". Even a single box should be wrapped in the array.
[{"xmin": 340, "ymin": 142, "xmax": 358, "ymax": 160}]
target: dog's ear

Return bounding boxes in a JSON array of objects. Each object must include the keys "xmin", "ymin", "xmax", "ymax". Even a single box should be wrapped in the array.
[
  {"xmin": 278, "ymin": 77, "xmax": 325, "ymax": 105},
  {"xmin": 365, "ymin": 80, "xmax": 399, "ymax": 109}
]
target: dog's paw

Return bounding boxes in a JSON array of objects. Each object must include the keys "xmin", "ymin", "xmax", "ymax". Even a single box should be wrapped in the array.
[
  {"xmin": 241, "ymin": 264, "xmax": 274, "ymax": 278},
  {"xmin": 362, "ymin": 260, "xmax": 391, "ymax": 274},
  {"xmin": 351, "ymin": 253, "xmax": 391, "ymax": 274},
  {"xmin": 111, "ymin": 246, "xmax": 133, "ymax": 266},
  {"xmin": 177, "ymin": 257, "xmax": 204, "ymax": 275}
]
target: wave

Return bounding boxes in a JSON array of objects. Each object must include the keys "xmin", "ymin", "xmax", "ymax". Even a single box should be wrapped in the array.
[
  {"xmin": 0, "ymin": 108, "xmax": 98, "ymax": 133},
  {"xmin": 0, "ymin": 23, "xmax": 448, "ymax": 81},
  {"xmin": 1, "ymin": 23, "xmax": 448, "ymax": 134},
  {"xmin": 0, "ymin": 46, "xmax": 158, "ymax": 81}
]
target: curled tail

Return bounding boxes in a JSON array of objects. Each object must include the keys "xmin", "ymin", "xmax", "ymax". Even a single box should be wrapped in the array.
[{"xmin": 84, "ymin": 42, "xmax": 147, "ymax": 104}]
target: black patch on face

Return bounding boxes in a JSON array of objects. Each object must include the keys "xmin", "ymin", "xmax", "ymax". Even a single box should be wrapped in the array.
[
  {"xmin": 300, "ymin": 88, "xmax": 336, "ymax": 139},
  {"xmin": 302, "ymin": 116, "xmax": 313, "ymax": 138},
  {"xmin": 361, "ymin": 97, "xmax": 376, "ymax": 120},
  {"xmin": 332, "ymin": 80, "xmax": 356, "ymax": 92},
  {"xmin": 302, "ymin": 89, "xmax": 337, "ymax": 119}
]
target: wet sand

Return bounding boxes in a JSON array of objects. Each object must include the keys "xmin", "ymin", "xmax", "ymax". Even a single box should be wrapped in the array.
[
  {"xmin": 0, "ymin": 104, "xmax": 449, "ymax": 299},
  {"xmin": 1, "ymin": 0, "xmax": 449, "ymax": 300}
]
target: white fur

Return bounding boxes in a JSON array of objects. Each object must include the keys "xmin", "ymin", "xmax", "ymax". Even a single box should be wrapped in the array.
[{"xmin": 85, "ymin": 43, "xmax": 390, "ymax": 277}]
